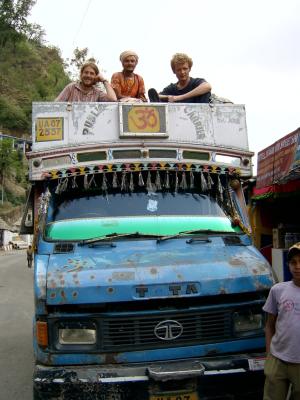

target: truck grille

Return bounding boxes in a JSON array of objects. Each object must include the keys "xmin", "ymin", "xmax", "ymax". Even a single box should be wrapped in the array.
[{"xmin": 101, "ymin": 309, "xmax": 232, "ymax": 351}]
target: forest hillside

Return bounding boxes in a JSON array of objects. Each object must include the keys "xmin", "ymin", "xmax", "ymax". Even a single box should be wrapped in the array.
[{"xmin": 0, "ymin": 0, "xmax": 70, "ymax": 224}]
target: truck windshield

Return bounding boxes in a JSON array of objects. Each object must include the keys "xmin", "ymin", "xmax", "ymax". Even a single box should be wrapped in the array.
[{"xmin": 45, "ymin": 190, "xmax": 238, "ymax": 241}]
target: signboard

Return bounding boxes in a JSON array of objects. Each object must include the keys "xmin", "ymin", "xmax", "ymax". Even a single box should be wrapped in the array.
[
  {"xmin": 119, "ymin": 104, "xmax": 168, "ymax": 137},
  {"xmin": 256, "ymin": 128, "xmax": 300, "ymax": 189},
  {"xmin": 36, "ymin": 117, "xmax": 64, "ymax": 142}
]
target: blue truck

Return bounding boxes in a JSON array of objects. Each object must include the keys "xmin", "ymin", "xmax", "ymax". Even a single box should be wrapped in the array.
[{"xmin": 22, "ymin": 101, "xmax": 274, "ymax": 399}]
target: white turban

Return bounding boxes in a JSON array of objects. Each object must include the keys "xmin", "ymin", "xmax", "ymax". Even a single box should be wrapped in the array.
[{"xmin": 120, "ymin": 50, "xmax": 139, "ymax": 63}]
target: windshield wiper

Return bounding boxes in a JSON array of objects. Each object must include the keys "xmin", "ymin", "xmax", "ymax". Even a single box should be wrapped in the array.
[
  {"xmin": 78, "ymin": 232, "xmax": 161, "ymax": 246},
  {"xmin": 157, "ymin": 229, "xmax": 241, "ymax": 242}
]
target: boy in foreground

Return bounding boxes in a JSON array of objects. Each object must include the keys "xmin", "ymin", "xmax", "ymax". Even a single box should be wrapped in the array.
[{"xmin": 263, "ymin": 242, "xmax": 300, "ymax": 400}]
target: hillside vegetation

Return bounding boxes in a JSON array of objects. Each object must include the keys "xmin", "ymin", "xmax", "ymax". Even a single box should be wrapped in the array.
[
  {"xmin": 0, "ymin": 0, "xmax": 70, "ymax": 135},
  {"xmin": 0, "ymin": 0, "xmax": 70, "ymax": 223}
]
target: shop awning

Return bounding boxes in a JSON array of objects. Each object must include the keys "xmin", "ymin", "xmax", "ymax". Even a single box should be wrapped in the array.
[{"xmin": 253, "ymin": 128, "xmax": 300, "ymax": 199}]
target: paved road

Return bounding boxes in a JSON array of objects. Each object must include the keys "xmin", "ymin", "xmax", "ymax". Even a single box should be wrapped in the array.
[{"xmin": 0, "ymin": 251, "xmax": 34, "ymax": 400}]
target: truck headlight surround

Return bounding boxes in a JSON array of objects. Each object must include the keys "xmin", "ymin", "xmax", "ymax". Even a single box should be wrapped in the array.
[
  {"xmin": 233, "ymin": 310, "xmax": 264, "ymax": 337},
  {"xmin": 58, "ymin": 323, "xmax": 97, "ymax": 345}
]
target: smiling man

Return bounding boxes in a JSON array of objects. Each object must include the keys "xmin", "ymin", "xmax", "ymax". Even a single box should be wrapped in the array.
[
  {"xmin": 149, "ymin": 53, "xmax": 211, "ymax": 103},
  {"xmin": 56, "ymin": 62, "xmax": 117, "ymax": 102},
  {"xmin": 111, "ymin": 50, "xmax": 147, "ymax": 102}
]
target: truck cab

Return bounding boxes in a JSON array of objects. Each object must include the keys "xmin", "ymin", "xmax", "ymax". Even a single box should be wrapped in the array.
[{"xmin": 23, "ymin": 101, "xmax": 273, "ymax": 399}]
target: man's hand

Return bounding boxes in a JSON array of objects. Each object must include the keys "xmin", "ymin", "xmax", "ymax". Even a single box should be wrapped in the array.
[
  {"xmin": 167, "ymin": 95, "xmax": 182, "ymax": 103},
  {"xmin": 94, "ymin": 73, "xmax": 107, "ymax": 83}
]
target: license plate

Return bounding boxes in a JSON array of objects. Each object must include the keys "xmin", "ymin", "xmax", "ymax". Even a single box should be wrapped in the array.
[
  {"xmin": 150, "ymin": 391, "xmax": 199, "ymax": 400},
  {"xmin": 36, "ymin": 117, "xmax": 64, "ymax": 142},
  {"xmin": 248, "ymin": 357, "xmax": 266, "ymax": 371}
]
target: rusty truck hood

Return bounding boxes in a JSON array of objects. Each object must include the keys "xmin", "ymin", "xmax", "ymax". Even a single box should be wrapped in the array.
[{"xmin": 46, "ymin": 238, "xmax": 273, "ymax": 305}]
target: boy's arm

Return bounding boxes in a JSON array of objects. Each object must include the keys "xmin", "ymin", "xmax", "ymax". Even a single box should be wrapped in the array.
[{"xmin": 265, "ymin": 313, "xmax": 277, "ymax": 354}]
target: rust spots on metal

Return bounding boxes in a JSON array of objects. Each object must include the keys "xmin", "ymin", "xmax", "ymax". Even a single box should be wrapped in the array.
[
  {"xmin": 49, "ymin": 280, "xmax": 56, "ymax": 288},
  {"xmin": 72, "ymin": 291, "xmax": 78, "ymax": 298},
  {"xmin": 112, "ymin": 271, "xmax": 134, "ymax": 281},
  {"xmin": 67, "ymin": 266, "xmax": 83, "ymax": 273},
  {"xmin": 50, "ymin": 292, "xmax": 56, "ymax": 298},
  {"xmin": 229, "ymin": 257, "xmax": 246, "ymax": 266},
  {"xmin": 107, "ymin": 287, "xmax": 114, "ymax": 294},
  {"xmin": 104, "ymin": 353, "xmax": 118, "ymax": 364},
  {"xmin": 61, "ymin": 290, "xmax": 66, "ymax": 300}
]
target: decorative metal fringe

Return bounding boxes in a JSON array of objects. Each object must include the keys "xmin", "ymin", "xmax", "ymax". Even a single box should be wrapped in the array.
[
  {"xmin": 146, "ymin": 171, "xmax": 153, "ymax": 192},
  {"xmin": 200, "ymin": 171, "xmax": 208, "ymax": 192},
  {"xmin": 164, "ymin": 171, "xmax": 170, "ymax": 189},
  {"xmin": 189, "ymin": 171, "xmax": 195, "ymax": 189},
  {"xmin": 101, "ymin": 172, "xmax": 108, "ymax": 191},
  {"xmin": 55, "ymin": 179, "xmax": 61, "ymax": 194},
  {"xmin": 129, "ymin": 172, "xmax": 134, "ymax": 192},
  {"xmin": 155, "ymin": 171, "xmax": 162, "ymax": 191},
  {"xmin": 217, "ymin": 175, "xmax": 223, "ymax": 203},
  {"xmin": 55, "ymin": 178, "xmax": 68, "ymax": 194},
  {"xmin": 38, "ymin": 188, "xmax": 51, "ymax": 216},
  {"xmin": 207, "ymin": 174, "xmax": 214, "ymax": 190},
  {"xmin": 38, "ymin": 188, "xmax": 51, "ymax": 234},
  {"xmin": 138, "ymin": 171, "xmax": 145, "ymax": 187},
  {"xmin": 121, "ymin": 171, "xmax": 127, "ymax": 191},
  {"xmin": 180, "ymin": 172, "xmax": 188, "ymax": 190},
  {"xmin": 71, "ymin": 176, "xmax": 78, "ymax": 188},
  {"xmin": 112, "ymin": 172, "xmax": 119, "ymax": 188},
  {"xmin": 84, "ymin": 175, "xmax": 89, "ymax": 190},
  {"xmin": 174, "ymin": 172, "xmax": 179, "ymax": 193}
]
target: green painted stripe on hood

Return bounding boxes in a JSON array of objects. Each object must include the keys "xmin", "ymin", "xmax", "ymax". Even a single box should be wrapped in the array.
[{"xmin": 45, "ymin": 216, "xmax": 238, "ymax": 240}]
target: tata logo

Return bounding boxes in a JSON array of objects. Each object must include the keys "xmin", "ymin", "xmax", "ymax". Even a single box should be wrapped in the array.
[{"xmin": 154, "ymin": 320, "xmax": 183, "ymax": 341}]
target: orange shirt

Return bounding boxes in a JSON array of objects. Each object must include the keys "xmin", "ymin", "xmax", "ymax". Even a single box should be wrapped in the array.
[{"xmin": 111, "ymin": 72, "xmax": 147, "ymax": 102}]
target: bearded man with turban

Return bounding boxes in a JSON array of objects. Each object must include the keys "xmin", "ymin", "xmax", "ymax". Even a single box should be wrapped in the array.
[{"xmin": 111, "ymin": 51, "xmax": 147, "ymax": 102}]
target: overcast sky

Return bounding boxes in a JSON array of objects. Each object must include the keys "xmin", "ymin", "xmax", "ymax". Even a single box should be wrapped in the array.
[{"xmin": 29, "ymin": 0, "xmax": 300, "ymax": 173}]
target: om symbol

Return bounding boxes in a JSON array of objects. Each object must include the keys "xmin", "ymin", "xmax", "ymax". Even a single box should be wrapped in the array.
[{"xmin": 128, "ymin": 107, "xmax": 160, "ymax": 133}]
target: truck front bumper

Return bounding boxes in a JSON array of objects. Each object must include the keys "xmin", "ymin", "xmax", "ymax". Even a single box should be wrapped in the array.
[{"xmin": 34, "ymin": 352, "xmax": 266, "ymax": 399}]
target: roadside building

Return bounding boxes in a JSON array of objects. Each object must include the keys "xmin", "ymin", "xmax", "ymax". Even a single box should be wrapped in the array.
[
  {"xmin": 248, "ymin": 127, "xmax": 300, "ymax": 281},
  {"xmin": 0, "ymin": 217, "xmax": 13, "ymax": 250}
]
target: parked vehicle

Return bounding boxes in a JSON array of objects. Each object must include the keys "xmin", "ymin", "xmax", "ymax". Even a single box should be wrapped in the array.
[
  {"xmin": 22, "ymin": 101, "xmax": 274, "ymax": 399},
  {"xmin": 10, "ymin": 235, "xmax": 28, "ymax": 249}
]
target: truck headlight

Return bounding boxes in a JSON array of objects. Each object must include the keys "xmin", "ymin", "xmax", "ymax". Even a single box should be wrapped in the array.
[
  {"xmin": 59, "ymin": 328, "xmax": 96, "ymax": 345},
  {"xmin": 233, "ymin": 310, "xmax": 264, "ymax": 336}
]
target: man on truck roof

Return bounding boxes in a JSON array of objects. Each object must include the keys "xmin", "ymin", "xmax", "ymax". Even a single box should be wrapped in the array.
[
  {"xmin": 111, "ymin": 50, "xmax": 147, "ymax": 103},
  {"xmin": 148, "ymin": 52, "xmax": 211, "ymax": 103},
  {"xmin": 56, "ymin": 61, "xmax": 117, "ymax": 102}
]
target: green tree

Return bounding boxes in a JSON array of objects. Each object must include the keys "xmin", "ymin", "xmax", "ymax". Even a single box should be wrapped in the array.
[
  {"xmin": 0, "ymin": 138, "xmax": 15, "ymax": 203},
  {"xmin": 67, "ymin": 47, "xmax": 99, "ymax": 80},
  {"xmin": 0, "ymin": 0, "xmax": 38, "ymax": 47}
]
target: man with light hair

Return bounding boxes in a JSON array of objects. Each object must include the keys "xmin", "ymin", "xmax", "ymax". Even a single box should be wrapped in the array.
[
  {"xmin": 148, "ymin": 53, "xmax": 211, "ymax": 103},
  {"xmin": 111, "ymin": 51, "xmax": 147, "ymax": 102},
  {"xmin": 56, "ymin": 61, "xmax": 117, "ymax": 102}
]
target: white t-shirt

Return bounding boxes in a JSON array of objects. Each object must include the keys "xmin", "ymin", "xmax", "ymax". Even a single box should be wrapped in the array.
[{"xmin": 263, "ymin": 280, "xmax": 300, "ymax": 363}]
